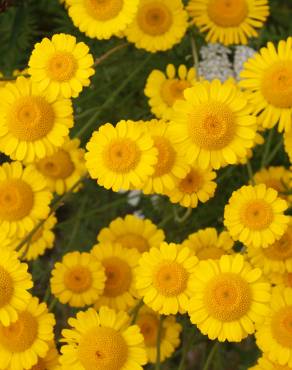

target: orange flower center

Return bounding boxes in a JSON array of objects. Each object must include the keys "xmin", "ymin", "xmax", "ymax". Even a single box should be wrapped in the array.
[
  {"xmin": 152, "ymin": 136, "xmax": 176, "ymax": 177},
  {"xmin": 241, "ymin": 199, "xmax": 273, "ymax": 230},
  {"xmin": 37, "ymin": 149, "xmax": 75, "ymax": 179},
  {"xmin": 263, "ymin": 229, "xmax": 292, "ymax": 260},
  {"xmin": 178, "ymin": 169, "xmax": 203, "ymax": 194},
  {"xmin": 161, "ymin": 79, "xmax": 191, "ymax": 107},
  {"xmin": 64, "ymin": 266, "xmax": 93, "ymax": 293},
  {"xmin": 47, "ymin": 52, "xmax": 77, "ymax": 82},
  {"xmin": 207, "ymin": 0, "xmax": 248, "ymax": 27},
  {"xmin": 103, "ymin": 257, "xmax": 132, "ymax": 297},
  {"xmin": 153, "ymin": 261, "xmax": 188, "ymax": 296},
  {"xmin": 271, "ymin": 307, "xmax": 292, "ymax": 347},
  {"xmin": 84, "ymin": 0, "xmax": 123, "ymax": 21},
  {"xmin": 0, "ymin": 267, "xmax": 13, "ymax": 308},
  {"xmin": 196, "ymin": 246, "xmax": 225, "ymax": 260},
  {"xmin": 137, "ymin": 313, "xmax": 160, "ymax": 346},
  {"xmin": 115, "ymin": 233, "xmax": 149, "ymax": 253},
  {"xmin": 137, "ymin": 2, "xmax": 173, "ymax": 36}
]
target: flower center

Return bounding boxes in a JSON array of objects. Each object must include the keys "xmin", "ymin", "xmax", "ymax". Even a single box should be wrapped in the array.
[
  {"xmin": 115, "ymin": 233, "xmax": 149, "ymax": 253},
  {"xmin": 241, "ymin": 200, "xmax": 274, "ymax": 230},
  {"xmin": 261, "ymin": 61, "xmax": 292, "ymax": 109},
  {"xmin": 137, "ymin": 2, "xmax": 173, "ymax": 36},
  {"xmin": 196, "ymin": 247, "xmax": 225, "ymax": 260},
  {"xmin": 84, "ymin": 0, "xmax": 123, "ymax": 21},
  {"xmin": 204, "ymin": 273, "xmax": 251, "ymax": 321},
  {"xmin": 103, "ymin": 139, "xmax": 141, "ymax": 173},
  {"xmin": 153, "ymin": 261, "xmax": 188, "ymax": 297},
  {"xmin": 64, "ymin": 266, "xmax": 93, "ymax": 293},
  {"xmin": 271, "ymin": 307, "xmax": 292, "ymax": 347},
  {"xmin": 0, "ymin": 179, "xmax": 34, "ymax": 221},
  {"xmin": 284, "ymin": 273, "xmax": 292, "ymax": 288},
  {"xmin": 0, "ymin": 267, "xmax": 13, "ymax": 308},
  {"xmin": 8, "ymin": 96, "xmax": 55, "ymax": 141},
  {"xmin": 161, "ymin": 79, "xmax": 191, "ymax": 107},
  {"xmin": 178, "ymin": 169, "xmax": 203, "ymax": 194},
  {"xmin": 78, "ymin": 327, "xmax": 128, "ymax": 370},
  {"xmin": 207, "ymin": 0, "xmax": 248, "ymax": 27},
  {"xmin": 30, "ymin": 359, "xmax": 46, "ymax": 370},
  {"xmin": 137, "ymin": 313, "xmax": 160, "ymax": 347},
  {"xmin": 152, "ymin": 136, "xmax": 176, "ymax": 177},
  {"xmin": 0, "ymin": 311, "xmax": 38, "ymax": 352},
  {"xmin": 47, "ymin": 52, "xmax": 77, "ymax": 82},
  {"xmin": 103, "ymin": 257, "xmax": 132, "ymax": 297},
  {"xmin": 36, "ymin": 149, "xmax": 75, "ymax": 179},
  {"xmin": 189, "ymin": 101, "xmax": 236, "ymax": 150},
  {"xmin": 263, "ymin": 229, "xmax": 292, "ymax": 260}
]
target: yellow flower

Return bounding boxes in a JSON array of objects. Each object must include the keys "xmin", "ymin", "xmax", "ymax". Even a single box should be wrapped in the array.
[
  {"xmin": 224, "ymin": 184, "xmax": 289, "ymax": 248},
  {"xmin": 11, "ymin": 214, "xmax": 57, "ymax": 261},
  {"xmin": 60, "ymin": 306, "xmax": 147, "ymax": 370},
  {"xmin": 91, "ymin": 243, "xmax": 140, "ymax": 311},
  {"xmin": 141, "ymin": 120, "xmax": 189, "ymax": 194},
  {"xmin": 144, "ymin": 64, "xmax": 196, "ymax": 120},
  {"xmin": 182, "ymin": 227, "xmax": 234, "ymax": 260},
  {"xmin": 0, "ymin": 296, "xmax": 55, "ymax": 370},
  {"xmin": 97, "ymin": 214, "xmax": 165, "ymax": 253},
  {"xmin": 240, "ymin": 37, "xmax": 292, "ymax": 132},
  {"xmin": 188, "ymin": 254, "xmax": 271, "ymax": 342},
  {"xmin": 124, "ymin": 0, "xmax": 188, "ymax": 53},
  {"xmin": 136, "ymin": 242, "xmax": 198, "ymax": 315},
  {"xmin": 50, "ymin": 251, "xmax": 106, "ymax": 308},
  {"xmin": 256, "ymin": 287, "xmax": 292, "ymax": 367},
  {"xmin": 136, "ymin": 306, "xmax": 182, "ymax": 363},
  {"xmin": 187, "ymin": 0, "xmax": 269, "ymax": 46},
  {"xmin": 247, "ymin": 219, "xmax": 292, "ymax": 274},
  {"xmin": 284, "ymin": 129, "xmax": 292, "ymax": 163},
  {"xmin": 29, "ymin": 341, "xmax": 60, "ymax": 370},
  {"xmin": 0, "ymin": 247, "xmax": 32, "ymax": 327},
  {"xmin": 29, "ymin": 33, "xmax": 94, "ymax": 100},
  {"xmin": 34, "ymin": 138, "xmax": 86, "ymax": 195},
  {"xmin": 249, "ymin": 355, "xmax": 292, "ymax": 370},
  {"xmin": 253, "ymin": 166, "xmax": 292, "ymax": 203},
  {"xmin": 270, "ymin": 272, "xmax": 292, "ymax": 289},
  {"xmin": 169, "ymin": 79, "xmax": 257, "ymax": 169},
  {"xmin": 0, "ymin": 162, "xmax": 52, "ymax": 239},
  {"xmin": 66, "ymin": 0, "xmax": 139, "ymax": 40},
  {"xmin": 0, "ymin": 77, "xmax": 73, "ymax": 162},
  {"xmin": 165, "ymin": 164, "xmax": 217, "ymax": 208},
  {"xmin": 85, "ymin": 120, "xmax": 158, "ymax": 192}
]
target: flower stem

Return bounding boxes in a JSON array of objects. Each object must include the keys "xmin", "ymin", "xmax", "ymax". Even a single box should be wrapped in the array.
[
  {"xmin": 203, "ymin": 342, "xmax": 219, "ymax": 370},
  {"xmin": 174, "ymin": 207, "xmax": 192, "ymax": 223},
  {"xmin": 94, "ymin": 43, "xmax": 128, "ymax": 66},
  {"xmin": 261, "ymin": 128, "xmax": 274, "ymax": 168},
  {"xmin": 155, "ymin": 316, "xmax": 164, "ymax": 370},
  {"xmin": 246, "ymin": 160, "xmax": 254, "ymax": 185},
  {"xmin": 190, "ymin": 34, "xmax": 200, "ymax": 76},
  {"xmin": 265, "ymin": 137, "xmax": 283, "ymax": 166},
  {"xmin": 130, "ymin": 299, "xmax": 144, "ymax": 324}
]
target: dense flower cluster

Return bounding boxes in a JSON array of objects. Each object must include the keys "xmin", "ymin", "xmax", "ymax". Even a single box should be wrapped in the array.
[{"xmin": 0, "ymin": 0, "xmax": 291, "ymax": 369}]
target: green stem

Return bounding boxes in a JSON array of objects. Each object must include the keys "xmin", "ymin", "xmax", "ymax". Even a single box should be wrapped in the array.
[
  {"xmin": 190, "ymin": 34, "xmax": 200, "ymax": 76},
  {"xmin": 203, "ymin": 342, "xmax": 219, "ymax": 370},
  {"xmin": 75, "ymin": 54, "xmax": 153, "ymax": 139},
  {"xmin": 94, "ymin": 43, "xmax": 128, "ymax": 66},
  {"xmin": 246, "ymin": 160, "xmax": 254, "ymax": 185},
  {"xmin": 48, "ymin": 297, "xmax": 57, "ymax": 312},
  {"xmin": 130, "ymin": 299, "xmax": 144, "ymax": 324},
  {"xmin": 261, "ymin": 128, "xmax": 274, "ymax": 168},
  {"xmin": 155, "ymin": 316, "xmax": 164, "ymax": 370},
  {"xmin": 265, "ymin": 137, "xmax": 283, "ymax": 166},
  {"xmin": 174, "ymin": 207, "xmax": 192, "ymax": 223}
]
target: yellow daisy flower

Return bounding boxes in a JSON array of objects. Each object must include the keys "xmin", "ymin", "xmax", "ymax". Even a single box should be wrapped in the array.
[
  {"xmin": 284, "ymin": 129, "xmax": 292, "ymax": 163},
  {"xmin": 33, "ymin": 138, "xmax": 86, "ymax": 195},
  {"xmin": 270, "ymin": 272, "xmax": 292, "ymax": 289},
  {"xmin": 11, "ymin": 214, "xmax": 57, "ymax": 261},
  {"xmin": 182, "ymin": 227, "xmax": 234, "ymax": 260},
  {"xmin": 136, "ymin": 242, "xmax": 198, "ymax": 315},
  {"xmin": 66, "ymin": 0, "xmax": 139, "ymax": 40},
  {"xmin": 256, "ymin": 287, "xmax": 292, "ymax": 367},
  {"xmin": 28, "ymin": 33, "xmax": 94, "ymax": 100},
  {"xmin": 165, "ymin": 164, "xmax": 217, "ymax": 208},
  {"xmin": 188, "ymin": 254, "xmax": 271, "ymax": 342},
  {"xmin": 50, "ymin": 251, "xmax": 106, "ymax": 308},
  {"xmin": 136, "ymin": 306, "xmax": 182, "ymax": 363},
  {"xmin": 91, "ymin": 243, "xmax": 140, "ymax": 311},
  {"xmin": 0, "ymin": 77, "xmax": 73, "ymax": 162},
  {"xmin": 85, "ymin": 120, "xmax": 158, "ymax": 192},
  {"xmin": 240, "ymin": 37, "xmax": 292, "ymax": 132},
  {"xmin": 249, "ymin": 355, "xmax": 292, "ymax": 370},
  {"xmin": 142, "ymin": 120, "xmax": 189, "ymax": 194},
  {"xmin": 144, "ymin": 64, "xmax": 196, "ymax": 120},
  {"xmin": 169, "ymin": 79, "xmax": 257, "ymax": 169},
  {"xmin": 0, "ymin": 162, "xmax": 52, "ymax": 238},
  {"xmin": 0, "ymin": 296, "xmax": 55, "ymax": 370},
  {"xmin": 247, "ymin": 219, "xmax": 292, "ymax": 274},
  {"xmin": 224, "ymin": 184, "xmax": 289, "ymax": 248},
  {"xmin": 187, "ymin": 0, "xmax": 269, "ymax": 46},
  {"xmin": 30, "ymin": 341, "xmax": 60, "ymax": 370},
  {"xmin": 124, "ymin": 0, "xmax": 188, "ymax": 53},
  {"xmin": 0, "ymin": 248, "xmax": 32, "ymax": 327},
  {"xmin": 253, "ymin": 166, "xmax": 292, "ymax": 203},
  {"xmin": 60, "ymin": 306, "xmax": 147, "ymax": 370},
  {"xmin": 97, "ymin": 214, "xmax": 165, "ymax": 253}
]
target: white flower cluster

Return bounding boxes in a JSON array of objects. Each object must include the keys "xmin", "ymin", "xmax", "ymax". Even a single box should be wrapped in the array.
[
  {"xmin": 234, "ymin": 45, "xmax": 256, "ymax": 80},
  {"xmin": 198, "ymin": 43, "xmax": 234, "ymax": 82}
]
